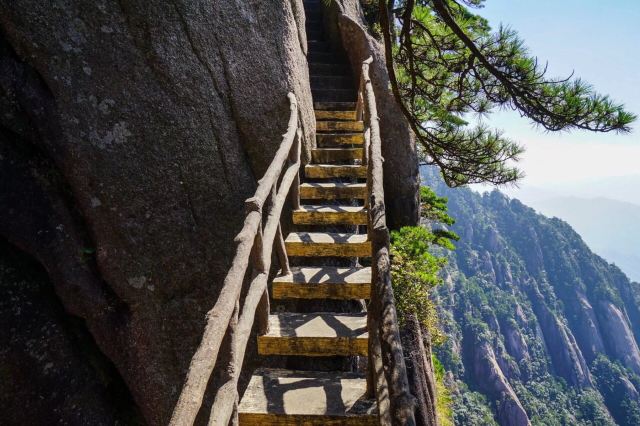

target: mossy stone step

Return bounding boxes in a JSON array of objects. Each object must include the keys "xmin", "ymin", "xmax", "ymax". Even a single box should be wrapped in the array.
[
  {"xmin": 293, "ymin": 205, "xmax": 367, "ymax": 225},
  {"xmin": 273, "ymin": 266, "xmax": 371, "ymax": 300},
  {"xmin": 311, "ymin": 147, "xmax": 363, "ymax": 163},
  {"xmin": 307, "ymin": 28, "xmax": 324, "ymax": 40},
  {"xmin": 315, "ymin": 110, "xmax": 357, "ymax": 121},
  {"xmin": 316, "ymin": 120, "xmax": 364, "ymax": 132},
  {"xmin": 311, "ymin": 75, "xmax": 354, "ymax": 89},
  {"xmin": 316, "ymin": 133, "xmax": 364, "ymax": 146},
  {"xmin": 314, "ymin": 101, "xmax": 357, "ymax": 110},
  {"xmin": 308, "ymin": 40, "xmax": 330, "ymax": 51},
  {"xmin": 285, "ymin": 232, "xmax": 371, "ymax": 257},
  {"xmin": 312, "ymin": 88, "xmax": 357, "ymax": 102},
  {"xmin": 257, "ymin": 312, "xmax": 368, "ymax": 356},
  {"xmin": 310, "ymin": 63, "xmax": 350, "ymax": 75},
  {"xmin": 309, "ymin": 51, "xmax": 340, "ymax": 63},
  {"xmin": 238, "ymin": 368, "xmax": 378, "ymax": 425},
  {"xmin": 305, "ymin": 164, "xmax": 367, "ymax": 179},
  {"xmin": 299, "ymin": 182, "xmax": 367, "ymax": 200}
]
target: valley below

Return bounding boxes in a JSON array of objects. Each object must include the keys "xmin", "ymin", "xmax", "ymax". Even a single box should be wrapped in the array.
[{"xmin": 423, "ymin": 167, "xmax": 640, "ymax": 425}]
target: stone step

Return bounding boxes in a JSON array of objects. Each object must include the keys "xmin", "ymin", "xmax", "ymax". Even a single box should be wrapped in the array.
[
  {"xmin": 317, "ymin": 120, "xmax": 364, "ymax": 132},
  {"xmin": 310, "ymin": 62, "xmax": 350, "ymax": 75},
  {"xmin": 309, "ymin": 51, "xmax": 341, "ymax": 63},
  {"xmin": 313, "ymin": 88, "xmax": 357, "ymax": 102},
  {"xmin": 257, "ymin": 312, "xmax": 368, "ymax": 356},
  {"xmin": 311, "ymin": 75, "xmax": 354, "ymax": 90},
  {"xmin": 238, "ymin": 368, "xmax": 378, "ymax": 425},
  {"xmin": 305, "ymin": 164, "xmax": 367, "ymax": 179},
  {"xmin": 314, "ymin": 101, "xmax": 357, "ymax": 111},
  {"xmin": 316, "ymin": 132, "xmax": 364, "ymax": 145},
  {"xmin": 308, "ymin": 40, "xmax": 330, "ymax": 51},
  {"xmin": 307, "ymin": 28, "xmax": 324, "ymax": 40},
  {"xmin": 303, "ymin": 1, "xmax": 322, "ymax": 19},
  {"xmin": 311, "ymin": 147, "xmax": 363, "ymax": 163},
  {"xmin": 293, "ymin": 205, "xmax": 367, "ymax": 225},
  {"xmin": 285, "ymin": 232, "xmax": 371, "ymax": 257},
  {"xmin": 300, "ymin": 182, "xmax": 367, "ymax": 200},
  {"xmin": 304, "ymin": 6, "xmax": 322, "ymax": 17},
  {"xmin": 315, "ymin": 110, "xmax": 357, "ymax": 121},
  {"xmin": 304, "ymin": 1, "xmax": 322, "ymax": 9},
  {"xmin": 273, "ymin": 266, "xmax": 371, "ymax": 300}
]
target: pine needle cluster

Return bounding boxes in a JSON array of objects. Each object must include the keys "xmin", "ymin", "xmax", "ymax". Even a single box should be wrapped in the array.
[{"xmin": 377, "ymin": 0, "xmax": 636, "ymax": 186}]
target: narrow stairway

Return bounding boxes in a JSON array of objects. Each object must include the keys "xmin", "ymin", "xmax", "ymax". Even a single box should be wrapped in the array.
[{"xmin": 237, "ymin": 1, "xmax": 378, "ymax": 424}]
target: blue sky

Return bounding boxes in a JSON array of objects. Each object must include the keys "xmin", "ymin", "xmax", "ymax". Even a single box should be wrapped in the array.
[{"xmin": 473, "ymin": 0, "xmax": 640, "ymax": 186}]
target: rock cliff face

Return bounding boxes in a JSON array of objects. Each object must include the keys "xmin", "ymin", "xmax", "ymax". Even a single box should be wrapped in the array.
[
  {"xmin": 0, "ymin": 240, "xmax": 140, "ymax": 425},
  {"xmin": 423, "ymin": 166, "xmax": 640, "ymax": 426},
  {"xmin": 0, "ymin": 1, "xmax": 422, "ymax": 424},
  {"xmin": 470, "ymin": 341, "xmax": 530, "ymax": 426},
  {"xmin": 0, "ymin": 1, "xmax": 314, "ymax": 424}
]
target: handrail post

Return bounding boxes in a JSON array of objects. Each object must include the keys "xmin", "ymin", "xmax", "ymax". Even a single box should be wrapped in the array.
[
  {"xmin": 251, "ymin": 223, "xmax": 269, "ymax": 335},
  {"xmin": 275, "ymin": 223, "xmax": 291, "ymax": 275},
  {"xmin": 290, "ymin": 128, "xmax": 302, "ymax": 211},
  {"xmin": 207, "ymin": 301, "xmax": 240, "ymax": 426},
  {"xmin": 356, "ymin": 70, "xmax": 365, "ymax": 122}
]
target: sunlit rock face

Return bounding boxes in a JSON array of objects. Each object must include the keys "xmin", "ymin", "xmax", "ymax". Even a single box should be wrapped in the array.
[{"xmin": 0, "ymin": 1, "xmax": 313, "ymax": 423}]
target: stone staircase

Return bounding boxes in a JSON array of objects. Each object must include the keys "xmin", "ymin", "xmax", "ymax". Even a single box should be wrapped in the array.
[{"xmin": 237, "ymin": 1, "xmax": 378, "ymax": 423}]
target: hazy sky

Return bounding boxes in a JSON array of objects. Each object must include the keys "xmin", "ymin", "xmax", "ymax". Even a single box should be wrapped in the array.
[{"xmin": 473, "ymin": 0, "xmax": 640, "ymax": 186}]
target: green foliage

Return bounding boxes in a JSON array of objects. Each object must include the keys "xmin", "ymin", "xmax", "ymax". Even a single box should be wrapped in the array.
[
  {"xmin": 390, "ymin": 185, "xmax": 457, "ymax": 343},
  {"xmin": 420, "ymin": 187, "xmax": 460, "ymax": 249},
  {"xmin": 433, "ymin": 355, "xmax": 454, "ymax": 425},
  {"xmin": 450, "ymin": 382, "xmax": 499, "ymax": 425},
  {"xmin": 420, "ymin": 186, "xmax": 455, "ymax": 226},
  {"xmin": 592, "ymin": 356, "xmax": 640, "ymax": 426},
  {"xmin": 378, "ymin": 0, "xmax": 635, "ymax": 186},
  {"xmin": 391, "ymin": 225, "xmax": 447, "ymax": 342},
  {"xmin": 360, "ymin": 0, "xmax": 382, "ymax": 36}
]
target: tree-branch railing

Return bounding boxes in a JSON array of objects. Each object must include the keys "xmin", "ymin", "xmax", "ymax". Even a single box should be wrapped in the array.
[
  {"xmin": 357, "ymin": 57, "xmax": 417, "ymax": 426},
  {"xmin": 171, "ymin": 58, "xmax": 414, "ymax": 426},
  {"xmin": 169, "ymin": 93, "xmax": 301, "ymax": 426}
]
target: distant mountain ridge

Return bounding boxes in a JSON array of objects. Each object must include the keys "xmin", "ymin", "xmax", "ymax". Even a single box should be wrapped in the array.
[
  {"xmin": 532, "ymin": 196, "xmax": 640, "ymax": 282},
  {"xmin": 422, "ymin": 166, "xmax": 640, "ymax": 425},
  {"xmin": 500, "ymin": 174, "xmax": 640, "ymax": 206}
]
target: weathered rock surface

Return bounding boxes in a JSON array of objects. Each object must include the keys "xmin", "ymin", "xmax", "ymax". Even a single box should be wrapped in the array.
[
  {"xmin": 569, "ymin": 289, "xmax": 606, "ymax": 363},
  {"xmin": 500, "ymin": 320, "xmax": 530, "ymax": 363},
  {"xmin": 597, "ymin": 300, "xmax": 640, "ymax": 375},
  {"xmin": 401, "ymin": 315, "xmax": 438, "ymax": 426},
  {"xmin": 0, "ymin": 240, "xmax": 140, "ymax": 425},
  {"xmin": 529, "ymin": 288, "xmax": 592, "ymax": 388},
  {"xmin": 472, "ymin": 340, "xmax": 530, "ymax": 426},
  {"xmin": 0, "ymin": 1, "xmax": 314, "ymax": 423}
]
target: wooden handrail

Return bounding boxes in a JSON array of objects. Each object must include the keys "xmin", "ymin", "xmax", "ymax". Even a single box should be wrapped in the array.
[
  {"xmin": 172, "ymin": 58, "xmax": 415, "ymax": 425},
  {"xmin": 360, "ymin": 57, "xmax": 417, "ymax": 426},
  {"xmin": 170, "ymin": 93, "xmax": 301, "ymax": 426}
]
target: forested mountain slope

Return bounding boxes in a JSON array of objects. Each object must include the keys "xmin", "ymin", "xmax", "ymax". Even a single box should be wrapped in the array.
[
  {"xmin": 530, "ymin": 196, "xmax": 640, "ymax": 282},
  {"xmin": 422, "ymin": 167, "xmax": 640, "ymax": 425}
]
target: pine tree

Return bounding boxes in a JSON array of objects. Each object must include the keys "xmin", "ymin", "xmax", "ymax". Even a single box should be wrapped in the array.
[{"xmin": 376, "ymin": 0, "xmax": 636, "ymax": 186}]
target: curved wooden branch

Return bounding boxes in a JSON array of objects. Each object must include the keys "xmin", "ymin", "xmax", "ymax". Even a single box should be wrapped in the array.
[{"xmin": 362, "ymin": 57, "xmax": 417, "ymax": 426}]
